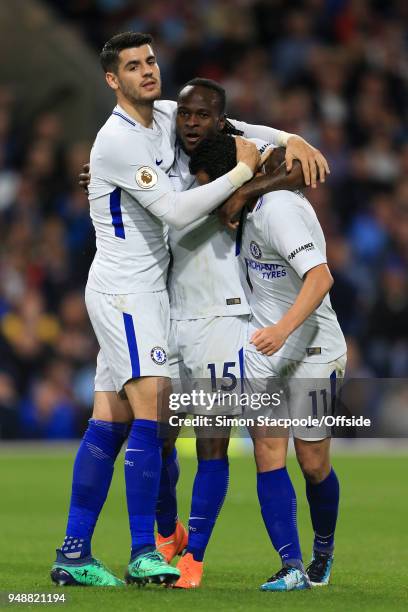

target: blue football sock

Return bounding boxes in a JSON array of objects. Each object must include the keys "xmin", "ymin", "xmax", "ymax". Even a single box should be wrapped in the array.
[
  {"xmin": 156, "ymin": 447, "xmax": 180, "ymax": 537},
  {"xmin": 187, "ymin": 458, "xmax": 229, "ymax": 562},
  {"xmin": 63, "ymin": 419, "xmax": 128, "ymax": 559},
  {"xmin": 306, "ymin": 467, "xmax": 339, "ymax": 555},
  {"xmin": 257, "ymin": 467, "xmax": 303, "ymax": 568},
  {"xmin": 125, "ymin": 419, "xmax": 163, "ymax": 559}
]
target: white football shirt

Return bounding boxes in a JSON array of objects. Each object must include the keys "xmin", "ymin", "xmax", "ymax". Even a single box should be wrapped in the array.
[
  {"xmin": 242, "ymin": 190, "xmax": 346, "ymax": 362},
  {"xmin": 88, "ymin": 100, "xmax": 290, "ymax": 296},
  {"xmin": 167, "ymin": 146, "xmax": 250, "ymax": 319},
  {"xmin": 87, "ymin": 101, "xmax": 176, "ymax": 294},
  {"xmin": 86, "ymin": 101, "xmax": 243, "ymax": 294},
  {"xmin": 167, "ymin": 139, "xmax": 273, "ymax": 320}
]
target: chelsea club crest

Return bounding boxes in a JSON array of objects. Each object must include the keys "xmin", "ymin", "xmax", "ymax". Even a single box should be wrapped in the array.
[
  {"xmin": 151, "ymin": 346, "xmax": 167, "ymax": 365},
  {"xmin": 250, "ymin": 241, "xmax": 262, "ymax": 259}
]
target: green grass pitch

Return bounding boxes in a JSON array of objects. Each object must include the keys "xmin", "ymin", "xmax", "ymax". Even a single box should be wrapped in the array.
[{"xmin": 0, "ymin": 447, "xmax": 407, "ymax": 611}]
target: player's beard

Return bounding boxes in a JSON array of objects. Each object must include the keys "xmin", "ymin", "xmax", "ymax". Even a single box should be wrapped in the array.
[{"xmin": 118, "ymin": 77, "xmax": 161, "ymax": 106}]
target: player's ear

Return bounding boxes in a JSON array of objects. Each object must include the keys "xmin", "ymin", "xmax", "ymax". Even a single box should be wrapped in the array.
[{"xmin": 105, "ymin": 71, "xmax": 119, "ymax": 91}]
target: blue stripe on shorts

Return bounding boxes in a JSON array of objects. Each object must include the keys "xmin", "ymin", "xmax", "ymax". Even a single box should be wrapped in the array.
[{"xmin": 123, "ymin": 312, "xmax": 140, "ymax": 379}]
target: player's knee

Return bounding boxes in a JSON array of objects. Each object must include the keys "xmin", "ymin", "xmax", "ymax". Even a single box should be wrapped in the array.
[
  {"xmin": 253, "ymin": 438, "xmax": 286, "ymax": 472},
  {"xmin": 196, "ymin": 437, "xmax": 229, "ymax": 461},
  {"xmin": 92, "ymin": 391, "xmax": 133, "ymax": 423},
  {"xmin": 297, "ymin": 448, "xmax": 330, "ymax": 484}
]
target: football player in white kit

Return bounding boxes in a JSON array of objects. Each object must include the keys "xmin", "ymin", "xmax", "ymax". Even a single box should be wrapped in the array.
[
  {"xmin": 63, "ymin": 34, "xmax": 325, "ymax": 584},
  {"xmin": 51, "ymin": 31, "xmax": 262, "ymax": 588},
  {"xmin": 77, "ymin": 79, "xmax": 308, "ymax": 589},
  {"xmin": 189, "ymin": 133, "xmax": 346, "ymax": 592},
  {"xmin": 157, "ymin": 80, "xmax": 309, "ymax": 589}
]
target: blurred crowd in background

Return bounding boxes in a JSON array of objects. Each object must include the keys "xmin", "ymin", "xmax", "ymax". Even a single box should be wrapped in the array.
[{"xmin": 1, "ymin": 0, "xmax": 408, "ymax": 439}]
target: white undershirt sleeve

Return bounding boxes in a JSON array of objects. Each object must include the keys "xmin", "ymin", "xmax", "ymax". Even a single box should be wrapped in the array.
[
  {"xmin": 149, "ymin": 174, "xmax": 237, "ymax": 230},
  {"xmin": 95, "ymin": 128, "xmax": 256, "ymax": 229},
  {"xmin": 229, "ymin": 119, "xmax": 287, "ymax": 147}
]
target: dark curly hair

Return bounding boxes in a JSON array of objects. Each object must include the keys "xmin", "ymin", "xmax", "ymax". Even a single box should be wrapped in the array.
[{"xmin": 189, "ymin": 133, "xmax": 237, "ymax": 181}]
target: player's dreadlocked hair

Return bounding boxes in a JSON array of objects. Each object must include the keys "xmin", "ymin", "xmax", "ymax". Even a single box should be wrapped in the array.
[
  {"xmin": 100, "ymin": 32, "xmax": 153, "ymax": 73},
  {"xmin": 181, "ymin": 78, "xmax": 244, "ymax": 136},
  {"xmin": 189, "ymin": 133, "xmax": 237, "ymax": 181}
]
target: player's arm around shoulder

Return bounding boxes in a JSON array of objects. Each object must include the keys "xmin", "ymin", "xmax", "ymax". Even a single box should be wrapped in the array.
[
  {"xmin": 218, "ymin": 146, "xmax": 304, "ymax": 229},
  {"xmin": 228, "ymin": 118, "xmax": 330, "ymax": 187}
]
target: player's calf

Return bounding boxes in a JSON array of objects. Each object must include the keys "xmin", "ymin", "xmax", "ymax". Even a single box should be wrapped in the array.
[{"xmin": 295, "ymin": 437, "xmax": 331, "ymax": 485}]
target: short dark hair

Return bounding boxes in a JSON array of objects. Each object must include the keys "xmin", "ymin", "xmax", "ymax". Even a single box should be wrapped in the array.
[
  {"xmin": 100, "ymin": 32, "xmax": 153, "ymax": 73},
  {"xmin": 181, "ymin": 78, "xmax": 227, "ymax": 115},
  {"xmin": 180, "ymin": 77, "xmax": 244, "ymax": 136},
  {"xmin": 189, "ymin": 133, "xmax": 237, "ymax": 181}
]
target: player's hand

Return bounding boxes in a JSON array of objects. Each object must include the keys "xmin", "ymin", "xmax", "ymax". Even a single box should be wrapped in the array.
[
  {"xmin": 285, "ymin": 136, "xmax": 330, "ymax": 188},
  {"xmin": 79, "ymin": 162, "xmax": 91, "ymax": 194},
  {"xmin": 235, "ymin": 136, "xmax": 261, "ymax": 174},
  {"xmin": 250, "ymin": 324, "xmax": 288, "ymax": 356},
  {"xmin": 218, "ymin": 189, "xmax": 246, "ymax": 229}
]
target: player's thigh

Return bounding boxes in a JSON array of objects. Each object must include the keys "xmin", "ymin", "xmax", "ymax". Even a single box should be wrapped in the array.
[
  {"xmin": 244, "ymin": 350, "xmax": 289, "ymax": 432},
  {"xmin": 165, "ymin": 319, "xmax": 191, "ymax": 439},
  {"xmin": 93, "ymin": 391, "xmax": 133, "ymax": 422},
  {"xmin": 125, "ymin": 376, "xmax": 172, "ymax": 421},
  {"xmin": 245, "ymin": 351, "xmax": 289, "ymax": 471},
  {"xmin": 244, "ymin": 347, "xmax": 283, "ymax": 394},
  {"xmin": 168, "ymin": 319, "xmax": 191, "ymax": 393},
  {"xmin": 251, "ymin": 435, "xmax": 288, "ymax": 472},
  {"xmin": 93, "ymin": 350, "xmax": 132, "ymax": 422},
  {"xmin": 245, "ymin": 351, "xmax": 288, "ymax": 472},
  {"xmin": 85, "ymin": 287, "xmax": 171, "ymax": 394},
  {"xmin": 195, "ymin": 433, "xmax": 231, "ymax": 460}
]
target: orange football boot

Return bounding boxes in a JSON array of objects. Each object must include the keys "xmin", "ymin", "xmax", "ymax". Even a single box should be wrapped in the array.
[
  {"xmin": 156, "ymin": 520, "xmax": 188, "ymax": 563},
  {"xmin": 173, "ymin": 552, "xmax": 203, "ymax": 589}
]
